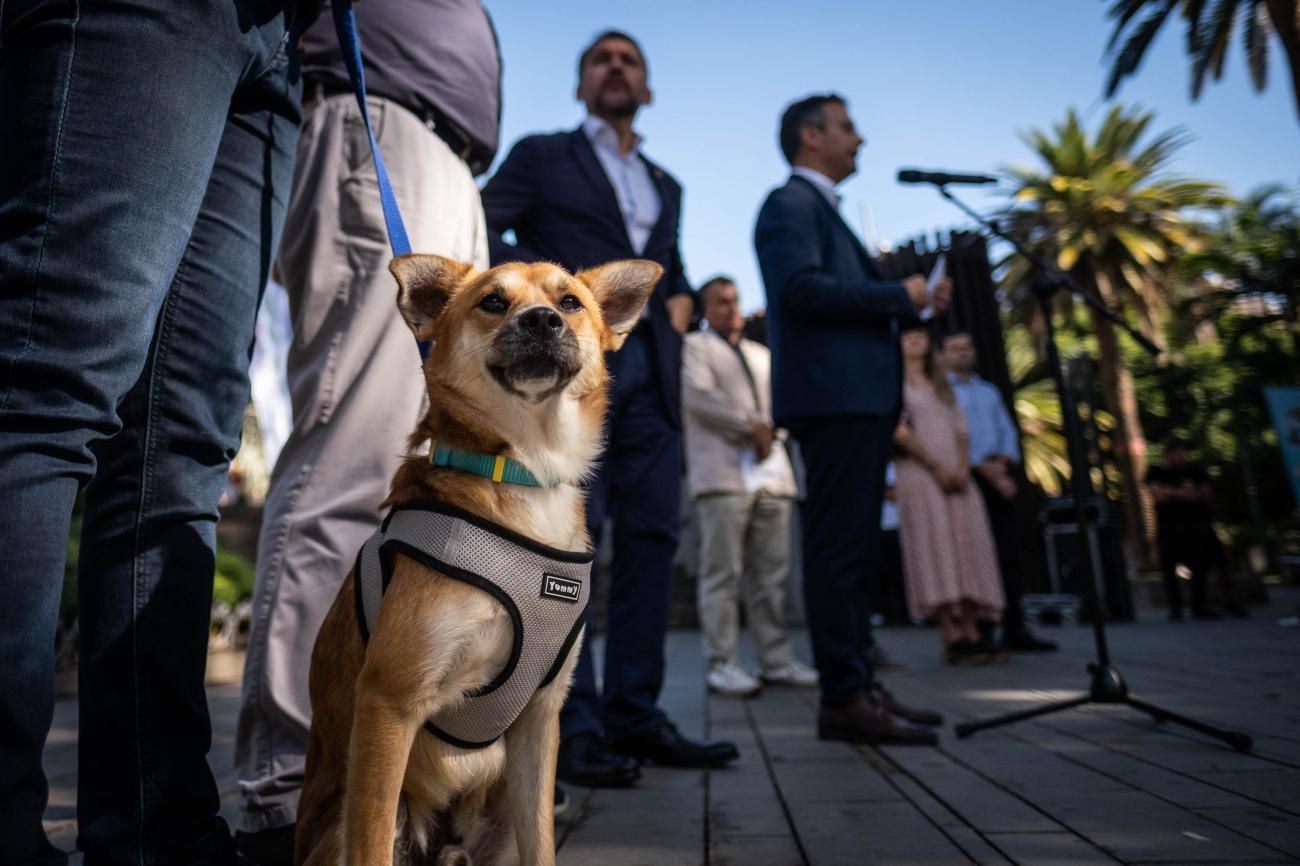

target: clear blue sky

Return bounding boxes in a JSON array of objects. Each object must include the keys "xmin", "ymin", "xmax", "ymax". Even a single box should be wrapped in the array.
[{"xmin": 485, "ymin": 0, "xmax": 1298, "ymax": 311}]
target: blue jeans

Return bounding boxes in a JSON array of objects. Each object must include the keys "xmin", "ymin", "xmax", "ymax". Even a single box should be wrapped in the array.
[
  {"xmin": 0, "ymin": 2, "xmax": 301, "ymax": 863},
  {"xmin": 562, "ymin": 328, "xmax": 679, "ymax": 741}
]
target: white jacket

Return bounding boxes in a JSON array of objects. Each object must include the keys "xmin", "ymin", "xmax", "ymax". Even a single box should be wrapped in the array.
[{"xmin": 682, "ymin": 330, "xmax": 797, "ymax": 499}]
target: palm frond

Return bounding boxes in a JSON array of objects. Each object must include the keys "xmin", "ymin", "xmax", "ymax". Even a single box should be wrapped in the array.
[
  {"xmin": 1243, "ymin": 1, "xmax": 1270, "ymax": 90},
  {"xmin": 1131, "ymin": 125, "xmax": 1194, "ymax": 174},
  {"xmin": 1106, "ymin": 0, "xmax": 1167, "ymax": 51},
  {"xmin": 1191, "ymin": 0, "xmax": 1241, "ymax": 97},
  {"xmin": 1181, "ymin": 0, "xmax": 1212, "ymax": 52},
  {"xmin": 1107, "ymin": 4, "xmax": 1179, "ymax": 96}
]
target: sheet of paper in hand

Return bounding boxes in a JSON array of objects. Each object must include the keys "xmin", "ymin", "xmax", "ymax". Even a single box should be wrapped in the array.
[
  {"xmin": 921, "ymin": 253, "xmax": 946, "ymax": 321},
  {"xmin": 741, "ymin": 447, "xmax": 786, "ymax": 494}
]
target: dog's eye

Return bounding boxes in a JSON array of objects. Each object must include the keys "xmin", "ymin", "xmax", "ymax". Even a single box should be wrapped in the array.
[
  {"xmin": 558, "ymin": 295, "xmax": 583, "ymax": 313},
  {"xmin": 478, "ymin": 294, "xmax": 508, "ymax": 314}
]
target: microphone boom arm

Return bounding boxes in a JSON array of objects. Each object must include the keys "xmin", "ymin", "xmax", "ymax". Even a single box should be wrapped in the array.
[{"xmin": 933, "ymin": 184, "xmax": 1160, "ymax": 357}]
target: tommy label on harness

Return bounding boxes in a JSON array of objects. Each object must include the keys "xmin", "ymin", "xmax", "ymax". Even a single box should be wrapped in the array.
[
  {"xmin": 541, "ymin": 574, "xmax": 582, "ymax": 603},
  {"xmin": 355, "ymin": 501, "xmax": 593, "ymax": 750}
]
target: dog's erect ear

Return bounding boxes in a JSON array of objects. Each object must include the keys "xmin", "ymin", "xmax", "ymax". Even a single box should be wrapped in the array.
[
  {"xmin": 576, "ymin": 259, "xmax": 664, "ymax": 351},
  {"xmin": 389, "ymin": 254, "xmax": 475, "ymax": 340}
]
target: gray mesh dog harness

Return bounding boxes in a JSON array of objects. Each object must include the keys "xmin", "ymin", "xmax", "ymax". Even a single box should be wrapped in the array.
[{"xmin": 355, "ymin": 501, "xmax": 592, "ymax": 749}]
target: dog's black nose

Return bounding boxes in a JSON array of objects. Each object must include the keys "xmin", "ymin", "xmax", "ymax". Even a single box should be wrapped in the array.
[{"xmin": 518, "ymin": 306, "xmax": 564, "ymax": 338}]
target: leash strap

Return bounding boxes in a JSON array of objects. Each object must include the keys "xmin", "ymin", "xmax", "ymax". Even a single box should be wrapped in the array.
[{"xmin": 331, "ymin": 0, "xmax": 432, "ymax": 360}]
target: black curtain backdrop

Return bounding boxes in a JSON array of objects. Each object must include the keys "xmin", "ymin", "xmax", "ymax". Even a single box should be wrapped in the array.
[
  {"xmin": 879, "ymin": 232, "xmax": 1051, "ymax": 597},
  {"xmin": 878, "ymin": 230, "xmax": 1015, "ymax": 408}
]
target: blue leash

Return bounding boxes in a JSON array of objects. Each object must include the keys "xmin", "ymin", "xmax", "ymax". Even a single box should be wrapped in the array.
[{"xmin": 330, "ymin": 0, "xmax": 431, "ymax": 360}]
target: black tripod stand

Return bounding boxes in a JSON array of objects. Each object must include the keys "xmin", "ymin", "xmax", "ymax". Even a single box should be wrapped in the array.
[{"xmin": 922, "ymin": 183, "xmax": 1252, "ymax": 752}]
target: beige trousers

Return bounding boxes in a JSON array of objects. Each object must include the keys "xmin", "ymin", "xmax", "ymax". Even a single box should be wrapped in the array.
[
  {"xmin": 695, "ymin": 491, "xmax": 796, "ymax": 670},
  {"xmin": 234, "ymin": 92, "xmax": 487, "ymax": 831}
]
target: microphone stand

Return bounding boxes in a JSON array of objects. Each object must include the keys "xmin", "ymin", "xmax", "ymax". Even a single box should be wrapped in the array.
[{"xmin": 925, "ymin": 183, "xmax": 1251, "ymax": 752}]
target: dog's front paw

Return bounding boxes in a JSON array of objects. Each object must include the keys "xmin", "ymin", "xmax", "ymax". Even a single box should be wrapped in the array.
[{"xmin": 436, "ymin": 845, "xmax": 472, "ymax": 866}]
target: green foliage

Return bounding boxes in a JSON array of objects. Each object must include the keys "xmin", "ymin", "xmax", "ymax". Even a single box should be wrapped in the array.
[
  {"xmin": 1129, "ymin": 314, "xmax": 1298, "ymax": 543},
  {"xmin": 63, "ymin": 519, "xmax": 80, "ymax": 620},
  {"xmin": 1147, "ymin": 187, "xmax": 1300, "ymax": 544},
  {"xmin": 213, "ymin": 547, "xmax": 257, "ymax": 608},
  {"xmin": 997, "ymin": 105, "xmax": 1233, "ymax": 555},
  {"xmin": 1102, "ymin": 0, "xmax": 1299, "ymax": 117},
  {"xmin": 1006, "ymin": 323, "xmax": 1118, "ymax": 497},
  {"xmin": 1000, "ymin": 105, "xmax": 1231, "ymax": 336},
  {"xmin": 1178, "ymin": 185, "xmax": 1300, "ymax": 321},
  {"xmin": 1005, "ymin": 183, "xmax": 1300, "ymax": 555}
]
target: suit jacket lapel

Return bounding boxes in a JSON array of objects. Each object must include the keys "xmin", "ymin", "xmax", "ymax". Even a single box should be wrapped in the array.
[
  {"xmin": 569, "ymin": 129, "xmax": 634, "ymax": 255},
  {"xmin": 711, "ymin": 330, "xmax": 759, "ymax": 414},
  {"xmin": 642, "ymin": 154, "xmax": 674, "ymax": 255},
  {"xmin": 789, "ymin": 175, "xmax": 879, "ymax": 275},
  {"xmin": 741, "ymin": 340, "xmax": 770, "ymax": 418}
]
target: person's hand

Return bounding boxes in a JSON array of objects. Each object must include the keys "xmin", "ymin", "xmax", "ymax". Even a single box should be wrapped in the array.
[
  {"xmin": 751, "ymin": 420, "xmax": 774, "ymax": 461},
  {"xmin": 928, "ymin": 462, "xmax": 960, "ymax": 493},
  {"xmin": 666, "ymin": 294, "xmax": 693, "ymax": 335},
  {"xmin": 974, "ymin": 459, "xmax": 1004, "ymax": 483},
  {"xmin": 993, "ymin": 475, "xmax": 1018, "ymax": 499},
  {"xmin": 941, "ymin": 467, "xmax": 969, "ymax": 494},
  {"xmin": 903, "ymin": 275, "xmax": 929, "ymax": 311},
  {"xmin": 931, "ymin": 276, "xmax": 953, "ymax": 316}
]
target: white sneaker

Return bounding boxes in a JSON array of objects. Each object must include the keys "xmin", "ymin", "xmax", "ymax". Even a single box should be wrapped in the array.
[
  {"xmin": 706, "ymin": 661, "xmax": 762, "ymax": 697},
  {"xmin": 761, "ymin": 660, "xmax": 819, "ymax": 688}
]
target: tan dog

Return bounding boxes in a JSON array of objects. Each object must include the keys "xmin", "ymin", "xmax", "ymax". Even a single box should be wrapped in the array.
[{"xmin": 294, "ymin": 254, "xmax": 661, "ymax": 866}]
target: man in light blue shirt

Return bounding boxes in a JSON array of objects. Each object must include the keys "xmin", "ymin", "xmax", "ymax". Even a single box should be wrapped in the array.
[{"xmin": 944, "ymin": 332, "xmax": 1057, "ymax": 652}]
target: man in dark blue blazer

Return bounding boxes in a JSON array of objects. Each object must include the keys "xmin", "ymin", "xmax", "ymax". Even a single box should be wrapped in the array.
[
  {"xmin": 754, "ymin": 93, "xmax": 948, "ymax": 746},
  {"xmin": 481, "ymin": 30, "xmax": 738, "ymax": 788}
]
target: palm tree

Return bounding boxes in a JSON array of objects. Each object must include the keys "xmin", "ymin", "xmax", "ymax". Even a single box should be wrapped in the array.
[
  {"xmin": 1179, "ymin": 184, "xmax": 1300, "ymax": 323},
  {"xmin": 1006, "ymin": 325, "xmax": 1074, "ymax": 497},
  {"xmin": 1103, "ymin": 0, "xmax": 1300, "ymax": 122},
  {"xmin": 1000, "ymin": 105, "xmax": 1230, "ymax": 559}
]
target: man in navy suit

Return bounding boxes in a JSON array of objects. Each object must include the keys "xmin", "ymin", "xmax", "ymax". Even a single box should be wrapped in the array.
[
  {"xmin": 754, "ymin": 93, "xmax": 948, "ymax": 746},
  {"xmin": 481, "ymin": 30, "xmax": 738, "ymax": 788}
]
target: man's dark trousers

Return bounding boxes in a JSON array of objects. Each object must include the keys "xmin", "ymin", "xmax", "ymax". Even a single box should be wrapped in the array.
[
  {"xmin": 1158, "ymin": 527, "xmax": 1212, "ymax": 614},
  {"xmin": 561, "ymin": 327, "xmax": 679, "ymax": 739},
  {"xmin": 973, "ymin": 473, "xmax": 1028, "ymax": 639},
  {"xmin": 786, "ymin": 415, "xmax": 893, "ymax": 709}
]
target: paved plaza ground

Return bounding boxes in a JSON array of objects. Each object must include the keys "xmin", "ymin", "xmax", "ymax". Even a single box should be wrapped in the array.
[{"xmin": 45, "ymin": 587, "xmax": 1300, "ymax": 865}]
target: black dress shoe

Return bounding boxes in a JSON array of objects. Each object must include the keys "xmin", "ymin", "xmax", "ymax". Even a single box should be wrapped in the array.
[
  {"xmin": 557, "ymin": 732, "xmax": 641, "ymax": 788},
  {"xmin": 1004, "ymin": 631, "xmax": 1058, "ymax": 652},
  {"xmin": 943, "ymin": 639, "xmax": 989, "ymax": 666},
  {"xmin": 610, "ymin": 720, "xmax": 739, "ymax": 768},
  {"xmin": 977, "ymin": 638, "xmax": 1012, "ymax": 663}
]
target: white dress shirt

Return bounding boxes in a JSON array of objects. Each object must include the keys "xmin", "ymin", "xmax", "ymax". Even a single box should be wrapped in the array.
[
  {"xmin": 582, "ymin": 115, "xmax": 661, "ymax": 255},
  {"xmin": 792, "ymin": 166, "xmax": 842, "ymax": 210}
]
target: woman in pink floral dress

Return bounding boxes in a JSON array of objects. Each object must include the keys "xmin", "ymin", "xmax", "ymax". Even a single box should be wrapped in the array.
[{"xmin": 893, "ymin": 328, "xmax": 1005, "ymax": 664}]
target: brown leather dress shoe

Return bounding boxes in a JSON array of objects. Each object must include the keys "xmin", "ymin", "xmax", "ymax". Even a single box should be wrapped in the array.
[
  {"xmin": 817, "ymin": 694, "xmax": 939, "ymax": 746},
  {"xmin": 872, "ymin": 685, "xmax": 944, "ymax": 727}
]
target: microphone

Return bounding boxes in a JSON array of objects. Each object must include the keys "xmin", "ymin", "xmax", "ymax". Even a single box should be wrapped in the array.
[{"xmin": 897, "ymin": 169, "xmax": 997, "ymax": 186}]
